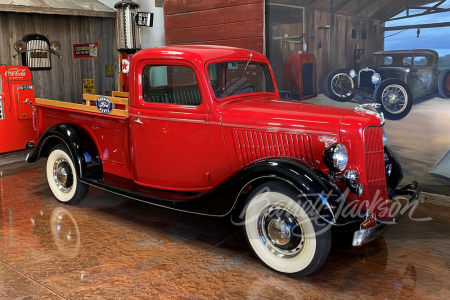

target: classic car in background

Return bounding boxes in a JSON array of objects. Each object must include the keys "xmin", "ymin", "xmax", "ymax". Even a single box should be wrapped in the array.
[{"xmin": 325, "ymin": 50, "xmax": 450, "ymax": 120}]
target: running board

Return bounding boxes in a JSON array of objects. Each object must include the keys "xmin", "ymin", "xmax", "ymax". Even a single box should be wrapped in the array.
[{"xmin": 81, "ymin": 172, "xmax": 202, "ymax": 207}]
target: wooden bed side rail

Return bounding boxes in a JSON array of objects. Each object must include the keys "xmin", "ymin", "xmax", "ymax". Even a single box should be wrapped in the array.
[
  {"xmin": 111, "ymin": 91, "xmax": 129, "ymax": 98},
  {"xmin": 35, "ymin": 94, "xmax": 129, "ymax": 118}
]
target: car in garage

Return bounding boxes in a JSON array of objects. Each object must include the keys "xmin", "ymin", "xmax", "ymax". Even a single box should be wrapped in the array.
[
  {"xmin": 326, "ymin": 49, "xmax": 450, "ymax": 120},
  {"xmin": 27, "ymin": 45, "xmax": 419, "ymax": 277}
]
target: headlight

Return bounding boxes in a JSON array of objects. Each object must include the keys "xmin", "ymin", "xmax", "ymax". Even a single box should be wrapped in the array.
[
  {"xmin": 50, "ymin": 41, "xmax": 61, "ymax": 53},
  {"xmin": 349, "ymin": 69, "xmax": 356, "ymax": 78},
  {"xmin": 323, "ymin": 144, "xmax": 348, "ymax": 173},
  {"xmin": 14, "ymin": 40, "xmax": 27, "ymax": 53},
  {"xmin": 371, "ymin": 73, "xmax": 381, "ymax": 85}
]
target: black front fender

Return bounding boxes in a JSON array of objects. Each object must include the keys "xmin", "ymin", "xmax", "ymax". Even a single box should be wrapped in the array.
[
  {"xmin": 173, "ymin": 159, "xmax": 355, "ymax": 224},
  {"xmin": 27, "ymin": 124, "xmax": 102, "ymax": 179}
]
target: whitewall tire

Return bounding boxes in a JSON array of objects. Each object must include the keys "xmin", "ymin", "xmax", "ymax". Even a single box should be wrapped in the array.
[
  {"xmin": 243, "ymin": 181, "xmax": 331, "ymax": 277},
  {"xmin": 46, "ymin": 145, "xmax": 89, "ymax": 204}
]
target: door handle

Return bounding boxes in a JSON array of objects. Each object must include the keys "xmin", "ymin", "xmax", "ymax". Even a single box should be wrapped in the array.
[
  {"xmin": 134, "ymin": 118, "xmax": 143, "ymax": 124},
  {"xmin": 24, "ymin": 98, "xmax": 29, "ymax": 104}
]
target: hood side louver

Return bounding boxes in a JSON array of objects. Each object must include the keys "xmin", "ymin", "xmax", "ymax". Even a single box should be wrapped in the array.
[{"xmin": 233, "ymin": 129, "xmax": 315, "ymax": 167}]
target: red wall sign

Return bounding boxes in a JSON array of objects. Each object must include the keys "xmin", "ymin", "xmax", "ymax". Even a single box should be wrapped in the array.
[{"xmin": 73, "ymin": 42, "xmax": 100, "ymax": 59}]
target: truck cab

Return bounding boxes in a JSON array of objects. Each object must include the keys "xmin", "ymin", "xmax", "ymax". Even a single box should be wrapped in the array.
[{"xmin": 27, "ymin": 45, "xmax": 420, "ymax": 277}]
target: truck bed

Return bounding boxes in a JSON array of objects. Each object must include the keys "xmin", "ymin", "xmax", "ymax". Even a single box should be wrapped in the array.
[{"xmin": 34, "ymin": 93, "xmax": 133, "ymax": 179}]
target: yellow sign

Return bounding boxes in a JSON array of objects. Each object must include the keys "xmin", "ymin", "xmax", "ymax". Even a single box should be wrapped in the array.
[
  {"xmin": 83, "ymin": 79, "xmax": 95, "ymax": 94},
  {"xmin": 105, "ymin": 65, "xmax": 114, "ymax": 77}
]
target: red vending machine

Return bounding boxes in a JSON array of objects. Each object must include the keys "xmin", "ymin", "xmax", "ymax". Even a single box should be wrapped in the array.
[
  {"xmin": 0, "ymin": 66, "xmax": 36, "ymax": 154},
  {"xmin": 283, "ymin": 53, "xmax": 317, "ymax": 101}
]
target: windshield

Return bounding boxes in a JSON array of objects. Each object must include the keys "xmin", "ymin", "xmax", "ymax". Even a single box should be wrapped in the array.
[{"xmin": 207, "ymin": 61, "xmax": 274, "ymax": 99}]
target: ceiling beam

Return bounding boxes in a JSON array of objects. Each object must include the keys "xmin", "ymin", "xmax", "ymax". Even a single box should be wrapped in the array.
[
  {"xmin": 388, "ymin": 7, "xmax": 450, "ymax": 21},
  {"xmin": 332, "ymin": 0, "xmax": 353, "ymax": 13},
  {"xmin": 424, "ymin": 0, "xmax": 445, "ymax": 13},
  {"xmin": 306, "ymin": 0, "xmax": 321, "ymax": 6},
  {"xmin": 377, "ymin": 0, "xmax": 438, "ymax": 22},
  {"xmin": 383, "ymin": 21, "xmax": 450, "ymax": 31},
  {"xmin": 352, "ymin": 0, "xmax": 374, "ymax": 15}
]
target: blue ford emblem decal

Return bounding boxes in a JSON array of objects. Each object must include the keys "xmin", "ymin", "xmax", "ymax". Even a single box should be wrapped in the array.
[{"xmin": 96, "ymin": 96, "xmax": 114, "ymax": 114}]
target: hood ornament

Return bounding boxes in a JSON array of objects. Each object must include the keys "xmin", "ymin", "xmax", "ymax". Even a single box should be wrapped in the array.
[{"xmin": 354, "ymin": 103, "xmax": 385, "ymax": 125}]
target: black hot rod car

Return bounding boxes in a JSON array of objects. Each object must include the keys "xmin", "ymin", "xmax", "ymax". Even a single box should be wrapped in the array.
[{"xmin": 326, "ymin": 49, "xmax": 450, "ymax": 120}]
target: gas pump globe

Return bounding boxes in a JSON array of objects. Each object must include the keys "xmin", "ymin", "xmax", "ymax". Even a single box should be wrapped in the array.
[
  {"xmin": 115, "ymin": 0, "xmax": 141, "ymax": 51},
  {"xmin": 115, "ymin": 0, "xmax": 141, "ymax": 92}
]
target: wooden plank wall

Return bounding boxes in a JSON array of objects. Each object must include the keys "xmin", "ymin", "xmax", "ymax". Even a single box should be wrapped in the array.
[
  {"xmin": 0, "ymin": 12, "xmax": 118, "ymax": 103},
  {"xmin": 306, "ymin": 9, "xmax": 384, "ymax": 91},
  {"xmin": 163, "ymin": 0, "xmax": 265, "ymax": 54}
]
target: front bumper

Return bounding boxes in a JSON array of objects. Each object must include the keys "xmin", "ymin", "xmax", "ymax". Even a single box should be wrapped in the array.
[{"xmin": 352, "ymin": 181, "xmax": 420, "ymax": 247}]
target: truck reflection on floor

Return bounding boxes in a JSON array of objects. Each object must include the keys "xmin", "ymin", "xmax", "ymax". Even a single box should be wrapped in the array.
[{"xmin": 0, "ymin": 168, "xmax": 80, "ymax": 259}]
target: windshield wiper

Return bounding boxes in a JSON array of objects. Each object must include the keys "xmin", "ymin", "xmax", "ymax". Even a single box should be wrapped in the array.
[{"xmin": 240, "ymin": 53, "xmax": 252, "ymax": 79}]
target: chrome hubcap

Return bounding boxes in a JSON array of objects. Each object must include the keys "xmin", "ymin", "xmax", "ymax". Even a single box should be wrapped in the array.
[
  {"xmin": 258, "ymin": 206, "xmax": 305, "ymax": 258},
  {"xmin": 53, "ymin": 158, "xmax": 73, "ymax": 193},
  {"xmin": 382, "ymin": 84, "xmax": 408, "ymax": 114},
  {"xmin": 267, "ymin": 219, "xmax": 291, "ymax": 246}
]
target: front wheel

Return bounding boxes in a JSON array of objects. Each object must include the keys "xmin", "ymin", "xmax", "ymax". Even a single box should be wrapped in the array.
[
  {"xmin": 243, "ymin": 181, "xmax": 331, "ymax": 277},
  {"xmin": 374, "ymin": 79, "xmax": 413, "ymax": 120},
  {"xmin": 46, "ymin": 144, "xmax": 89, "ymax": 204}
]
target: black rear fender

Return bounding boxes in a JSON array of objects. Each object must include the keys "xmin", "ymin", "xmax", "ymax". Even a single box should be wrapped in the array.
[{"xmin": 27, "ymin": 124, "xmax": 102, "ymax": 179}]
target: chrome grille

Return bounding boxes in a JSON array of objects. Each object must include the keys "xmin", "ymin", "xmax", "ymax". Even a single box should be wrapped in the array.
[
  {"xmin": 233, "ymin": 129, "xmax": 314, "ymax": 167},
  {"xmin": 26, "ymin": 39, "xmax": 50, "ymax": 69},
  {"xmin": 364, "ymin": 126, "xmax": 389, "ymax": 204},
  {"xmin": 358, "ymin": 69, "xmax": 375, "ymax": 90}
]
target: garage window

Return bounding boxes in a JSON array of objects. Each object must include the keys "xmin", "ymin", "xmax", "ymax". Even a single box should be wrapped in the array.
[{"xmin": 142, "ymin": 65, "xmax": 201, "ymax": 106}]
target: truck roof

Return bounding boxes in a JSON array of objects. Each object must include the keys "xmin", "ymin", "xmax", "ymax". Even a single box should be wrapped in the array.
[{"xmin": 133, "ymin": 45, "xmax": 267, "ymax": 65}]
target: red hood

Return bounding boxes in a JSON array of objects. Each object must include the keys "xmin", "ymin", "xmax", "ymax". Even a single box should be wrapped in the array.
[{"xmin": 221, "ymin": 99, "xmax": 352, "ymax": 135}]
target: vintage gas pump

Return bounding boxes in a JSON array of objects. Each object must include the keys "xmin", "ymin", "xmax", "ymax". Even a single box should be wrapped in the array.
[
  {"xmin": 115, "ymin": 0, "xmax": 153, "ymax": 92},
  {"xmin": 0, "ymin": 66, "xmax": 36, "ymax": 154}
]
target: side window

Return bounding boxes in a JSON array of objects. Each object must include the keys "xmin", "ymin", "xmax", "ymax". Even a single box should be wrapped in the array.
[
  {"xmin": 142, "ymin": 65, "xmax": 202, "ymax": 106},
  {"xmin": 403, "ymin": 56, "xmax": 412, "ymax": 66},
  {"xmin": 414, "ymin": 56, "xmax": 428, "ymax": 67}
]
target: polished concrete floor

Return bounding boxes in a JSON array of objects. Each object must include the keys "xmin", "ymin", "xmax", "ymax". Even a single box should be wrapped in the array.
[{"xmin": 1, "ymin": 161, "xmax": 450, "ymax": 299}]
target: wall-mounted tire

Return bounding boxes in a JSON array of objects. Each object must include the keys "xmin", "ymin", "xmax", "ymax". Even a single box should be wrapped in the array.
[
  {"xmin": 374, "ymin": 79, "xmax": 413, "ymax": 120},
  {"xmin": 438, "ymin": 69, "xmax": 450, "ymax": 98},
  {"xmin": 46, "ymin": 144, "xmax": 89, "ymax": 205},
  {"xmin": 325, "ymin": 69, "xmax": 355, "ymax": 102},
  {"xmin": 243, "ymin": 181, "xmax": 331, "ymax": 277}
]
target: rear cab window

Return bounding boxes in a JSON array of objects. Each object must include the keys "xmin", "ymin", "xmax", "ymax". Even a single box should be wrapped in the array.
[
  {"xmin": 142, "ymin": 65, "xmax": 202, "ymax": 106},
  {"xmin": 403, "ymin": 56, "xmax": 412, "ymax": 66}
]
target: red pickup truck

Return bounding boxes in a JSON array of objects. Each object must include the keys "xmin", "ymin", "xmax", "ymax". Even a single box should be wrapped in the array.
[{"xmin": 27, "ymin": 45, "xmax": 419, "ymax": 277}]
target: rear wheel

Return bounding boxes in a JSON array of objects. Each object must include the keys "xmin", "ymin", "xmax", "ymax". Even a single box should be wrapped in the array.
[
  {"xmin": 374, "ymin": 79, "xmax": 413, "ymax": 120},
  {"xmin": 325, "ymin": 69, "xmax": 355, "ymax": 102},
  {"xmin": 46, "ymin": 145, "xmax": 89, "ymax": 204},
  {"xmin": 438, "ymin": 69, "xmax": 450, "ymax": 98},
  {"xmin": 243, "ymin": 181, "xmax": 331, "ymax": 277}
]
